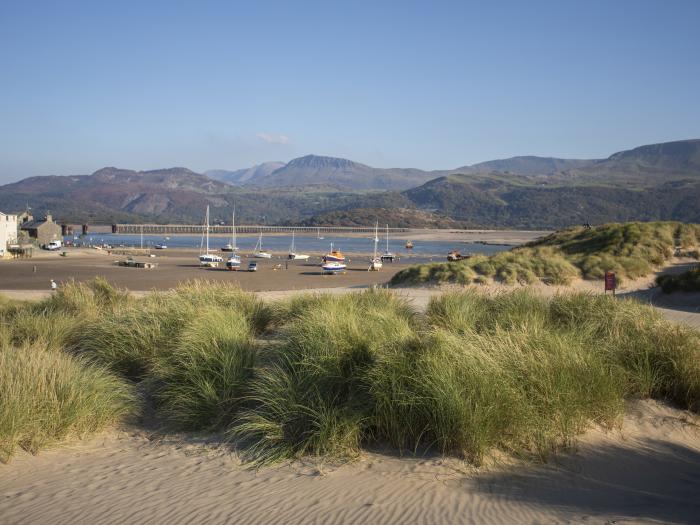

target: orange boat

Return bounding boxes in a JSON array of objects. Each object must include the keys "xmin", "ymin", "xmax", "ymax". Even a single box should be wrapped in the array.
[{"xmin": 323, "ymin": 242, "xmax": 345, "ymax": 262}]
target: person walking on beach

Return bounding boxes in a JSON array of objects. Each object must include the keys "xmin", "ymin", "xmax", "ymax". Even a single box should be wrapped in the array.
[{"xmin": 50, "ymin": 279, "xmax": 57, "ymax": 291}]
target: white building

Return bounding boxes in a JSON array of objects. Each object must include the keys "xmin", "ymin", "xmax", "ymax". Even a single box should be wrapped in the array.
[{"xmin": 0, "ymin": 211, "xmax": 19, "ymax": 257}]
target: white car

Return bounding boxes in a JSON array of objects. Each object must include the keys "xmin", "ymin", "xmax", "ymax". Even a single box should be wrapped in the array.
[{"xmin": 45, "ymin": 240, "xmax": 62, "ymax": 251}]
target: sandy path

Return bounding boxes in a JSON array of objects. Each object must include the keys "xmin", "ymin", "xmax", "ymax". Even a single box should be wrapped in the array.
[{"xmin": 1, "ymin": 400, "xmax": 698, "ymax": 524}]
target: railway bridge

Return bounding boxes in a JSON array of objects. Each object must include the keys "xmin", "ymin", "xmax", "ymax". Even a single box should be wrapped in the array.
[{"xmin": 111, "ymin": 224, "xmax": 411, "ymax": 235}]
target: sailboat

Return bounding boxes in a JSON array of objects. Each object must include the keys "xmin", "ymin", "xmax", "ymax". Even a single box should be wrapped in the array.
[
  {"xmin": 253, "ymin": 231, "xmax": 272, "ymax": 258},
  {"xmin": 199, "ymin": 205, "xmax": 223, "ymax": 267},
  {"xmin": 369, "ymin": 221, "xmax": 382, "ymax": 271},
  {"xmin": 288, "ymin": 231, "xmax": 310, "ymax": 260},
  {"xmin": 317, "ymin": 227, "xmax": 324, "ymax": 240},
  {"xmin": 381, "ymin": 223, "xmax": 395, "ymax": 262},
  {"xmin": 323, "ymin": 242, "xmax": 345, "ymax": 262},
  {"xmin": 225, "ymin": 209, "xmax": 241, "ymax": 269},
  {"xmin": 221, "ymin": 207, "xmax": 239, "ymax": 252}
]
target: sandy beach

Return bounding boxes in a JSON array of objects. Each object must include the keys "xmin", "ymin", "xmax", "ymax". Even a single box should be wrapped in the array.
[
  {"xmin": 1, "ymin": 399, "xmax": 698, "ymax": 524},
  {"xmin": 0, "ymin": 248, "xmax": 408, "ymax": 293}
]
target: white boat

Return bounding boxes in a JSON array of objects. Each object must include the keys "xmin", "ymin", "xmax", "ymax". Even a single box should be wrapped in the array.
[
  {"xmin": 322, "ymin": 261, "xmax": 346, "ymax": 273},
  {"xmin": 155, "ymin": 243, "xmax": 167, "ymax": 250},
  {"xmin": 380, "ymin": 224, "xmax": 395, "ymax": 262},
  {"xmin": 317, "ymin": 227, "xmax": 324, "ymax": 240},
  {"xmin": 225, "ymin": 253, "xmax": 241, "ymax": 270},
  {"xmin": 369, "ymin": 221, "xmax": 382, "ymax": 271},
  {"xmin": 253, "ymin": 232, "xmax": 272, "ymax": 258},
  {"xmin": 199, "ymin": 205, "xmax": 223, "ymax": 267},
  {"xmin": 288, "ymin": 231, "xmax": 310, "ymax": 260},
  {"xmin": 221, "ymin": 207, "xmax": 239, "ymax": 252}
]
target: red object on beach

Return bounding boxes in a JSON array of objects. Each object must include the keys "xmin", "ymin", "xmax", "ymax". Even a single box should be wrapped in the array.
[{"xmin": 604, "ymin": 271, "xmax": 616, "ymax": 293}]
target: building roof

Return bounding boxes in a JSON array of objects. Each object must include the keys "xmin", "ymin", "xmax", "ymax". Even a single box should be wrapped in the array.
[{"xmin": 20, "ymin": 219, "xmax": 58, "ymax": 230}]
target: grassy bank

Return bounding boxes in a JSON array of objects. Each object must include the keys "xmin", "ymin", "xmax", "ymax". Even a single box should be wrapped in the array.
[
  {"xmin": 656, "ymin": 265, "xmax": 700, "ymax": 293},
  {"xmin": 2, "ymin": 279, "xmax": 699, "ymax": 465},
  {"xmin": 391, "ymin": 221, "xmax": 700, "ymax": 286}
]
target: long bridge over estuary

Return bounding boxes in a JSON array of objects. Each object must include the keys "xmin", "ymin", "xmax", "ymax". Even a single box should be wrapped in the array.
[{"xmin": 111, "ymin": 224, "xmax": 411, "ymax": 235}]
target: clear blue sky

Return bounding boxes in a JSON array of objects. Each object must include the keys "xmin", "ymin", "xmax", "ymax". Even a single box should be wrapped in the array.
[{"xmin": 1, "ymin": 0, "xmax": 699, "ymax": 182}]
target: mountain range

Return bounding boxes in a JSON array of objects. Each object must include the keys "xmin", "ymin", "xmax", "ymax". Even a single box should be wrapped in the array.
[
  {"xmin": 206, "ymin": 155, "xmax": 446, "ymax": 191},
  {"xmin": 1, "ymin": 139, "xmax": 699, "ymax": 228}
]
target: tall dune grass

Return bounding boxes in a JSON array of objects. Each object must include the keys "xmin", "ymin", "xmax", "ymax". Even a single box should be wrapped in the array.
[
  {"xmin": 235, "ymin": 289, "xmax": 700, "ymax": 464},
  {"xmin": 0, "ymin": 342, "xmax": 135, "ymax": 462},
  {"xmin": 2, "ymin": 279, "xmax": 698, "ymax": 465},
  {"xmin": 154, "ymin": 307, "xmax": 257, "ymax": 430},
  {"xmin": 69, "ymin": 280, "xmax": 272, "ymax": 380},
  {"xmin": 233, "ymin": 290, "xmax": 419, "ymax": 463}
]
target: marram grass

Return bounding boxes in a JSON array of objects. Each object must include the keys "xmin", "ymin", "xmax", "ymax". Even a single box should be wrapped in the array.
[
  {"xmin": 153, "ymin": 306, "xmax": 257, "ymax": 431},
  {"xmin": 235, "ymin": 289, "xmax": 700, "ymax": 464},
  {"xmin": 2, "ymin": 279, "xmax": 699, "ymax": 465},
  {"xmin": 0, "ymin": 342, "xmax": 135, "ymax": 462}
]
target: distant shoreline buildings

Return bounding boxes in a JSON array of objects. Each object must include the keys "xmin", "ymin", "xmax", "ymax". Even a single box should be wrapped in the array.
[{"xmin": 0, "ymin": 208, "xmax": 62, "ymax": 256}]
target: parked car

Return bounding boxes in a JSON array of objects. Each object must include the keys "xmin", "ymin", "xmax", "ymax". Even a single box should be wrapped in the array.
[
  {"xmin": 45, "ymin": 240, "xmax": 63, "ymax": 251},
  {"xmin": 248, "ymin": 261, "xmax": 258, "ymax": 272}
]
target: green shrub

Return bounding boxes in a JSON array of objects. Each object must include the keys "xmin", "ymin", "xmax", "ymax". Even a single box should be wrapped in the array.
[{"xmin": 0, "ymin": 343, "xmax": 135, "ymax": 462}]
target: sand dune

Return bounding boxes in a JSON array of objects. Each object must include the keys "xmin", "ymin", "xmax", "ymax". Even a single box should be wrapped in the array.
[{"xmin": 0, "ymin": 400, "xmax": 698, "ymax": 524}]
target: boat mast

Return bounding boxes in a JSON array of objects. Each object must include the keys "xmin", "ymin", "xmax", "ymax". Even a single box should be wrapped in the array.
[
  {"xmin": 232, "ymin": 206, "xmax": 236, "ymax": 250},
  {"xmin": 290, "ymin": 231, "xmax": 295, "ymax": 253},
  {"xmin": 373, "ymin": 221, "xmax": 379, "ymax": 259},
  {"xmin": 205, "ymin": 205, "xmax": 210, "ymax": 255},
  {"xmin": 386, "ymin": 224, "xmax": 389, "ymax": 252}
]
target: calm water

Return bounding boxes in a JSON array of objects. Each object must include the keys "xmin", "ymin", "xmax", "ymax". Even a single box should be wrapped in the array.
[{"xmin": 69, "ymin": 233, "xmax": 510, "ymax": 261}]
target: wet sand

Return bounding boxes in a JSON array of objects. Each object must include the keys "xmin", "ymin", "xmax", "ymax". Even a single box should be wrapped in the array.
[{"xmin": 0, "ymin": 248, "xmax": 410, "ymax": 292}]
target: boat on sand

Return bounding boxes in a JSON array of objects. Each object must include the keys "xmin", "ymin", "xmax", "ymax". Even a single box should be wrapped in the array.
[{"xmin": 198, "ymin": 205, "xmax": 223, "ymax": 267}]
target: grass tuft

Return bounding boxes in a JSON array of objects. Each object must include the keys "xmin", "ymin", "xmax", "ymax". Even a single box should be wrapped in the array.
[
  {"xmin": 0, "ymin": 342, "xmax": 135, "ymax": 462},
  {"xmin": 153, "ymin": 307, "xmax": 257, "ymax": 431}
]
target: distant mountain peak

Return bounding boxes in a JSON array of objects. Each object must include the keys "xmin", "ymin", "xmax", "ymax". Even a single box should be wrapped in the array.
[{"xmin": 285, "ymin": 154, "xmax": 370, "ymax": 170}]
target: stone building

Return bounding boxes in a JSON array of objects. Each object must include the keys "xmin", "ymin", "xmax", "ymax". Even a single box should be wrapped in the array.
[{"xmin": 20, "ymin": 214, "xmax": 62, "ymax": 246}]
